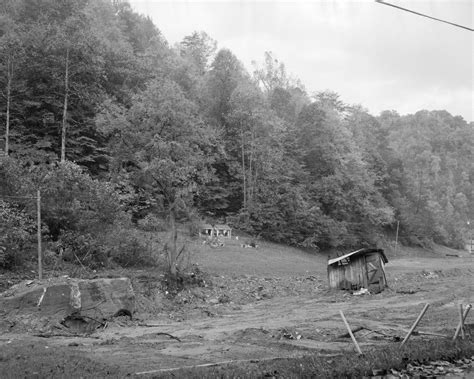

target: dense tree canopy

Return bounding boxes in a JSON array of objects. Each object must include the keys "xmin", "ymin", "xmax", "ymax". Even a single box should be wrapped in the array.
[{"xmin": 1, "ymin": 0, "xmax": 473, "ymax": 271}]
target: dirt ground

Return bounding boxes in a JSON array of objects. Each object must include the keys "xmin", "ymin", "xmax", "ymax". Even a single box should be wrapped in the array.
[{"xmin": 1, "ymin": 241, "xmax": 473, "ymax": 378}]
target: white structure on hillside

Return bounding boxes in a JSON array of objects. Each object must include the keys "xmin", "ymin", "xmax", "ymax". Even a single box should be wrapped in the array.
[{"xmin": 199, "ymin": 224, "xmax": 232, "ymax": 238}]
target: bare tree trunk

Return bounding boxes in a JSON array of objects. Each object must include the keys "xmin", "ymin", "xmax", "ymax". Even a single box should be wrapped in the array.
[
  {"xmin": 241, "ymin": 126, "xmax": 247, "ymax": 210},
  {"xmin": 61, "ymin": 47, "xmax": 70, "ymax": 163},
  {"xmin": 168, "ymin": 205, "xmax": 178, "ymax": 278},
  {"xmin": 4, "ymin": 54, "xmax": 12, "ymax": 156},
  {"xmin": 248, "ymin": 125, "xmax": 256, "ymax": 206},
  {"xmin": 415, "ymin": 169, "xmax": 423, "ymax": 215}
]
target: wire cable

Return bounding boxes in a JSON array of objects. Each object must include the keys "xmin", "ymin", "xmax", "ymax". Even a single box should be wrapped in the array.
[
  {"xmin": 1, "ymin": 195, "xmax": 38, "ymax": 200},
  {"xmin": 375, "ymin": 0, "xmax": 474, "ymax": 32}
]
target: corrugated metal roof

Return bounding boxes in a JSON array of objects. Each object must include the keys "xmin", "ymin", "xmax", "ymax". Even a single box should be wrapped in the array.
[
  {"xmin": 215, "ymin": 224, "xmax": 231, "ymax": 229},
  {"xmin": 200, "ymin": 224, "xmax": 214, "ymax": 229},
  {"xmin": 327, "ymin": 248, "xmax": 387, "ymax": 266}
]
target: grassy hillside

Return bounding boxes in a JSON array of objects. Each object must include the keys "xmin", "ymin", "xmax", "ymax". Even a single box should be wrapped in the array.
[{"xmin": 191, "ymin": 237, "xmax": 327, "ymax": 277}]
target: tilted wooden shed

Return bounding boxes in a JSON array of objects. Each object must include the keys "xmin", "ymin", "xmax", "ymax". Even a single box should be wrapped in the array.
[{"xmin": 327, "ymin": 248, "xmax": 388, "ymax": 293}]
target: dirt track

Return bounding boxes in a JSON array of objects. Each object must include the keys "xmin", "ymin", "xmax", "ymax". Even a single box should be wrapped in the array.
[{"xmin": 1, "ymin": 249, "xmax": 473, "ymax": 377}]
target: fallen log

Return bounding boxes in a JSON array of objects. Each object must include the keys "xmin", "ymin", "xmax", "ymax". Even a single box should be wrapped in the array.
[{"xmin": 337, "ymin": 326, "xmax": 365, "ymax": 338}]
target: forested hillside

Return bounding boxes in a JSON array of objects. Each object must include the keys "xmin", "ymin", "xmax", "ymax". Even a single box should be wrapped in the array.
[{"xmin": 1, "ymin": 0, "xmax": 473, "ymax": 271}]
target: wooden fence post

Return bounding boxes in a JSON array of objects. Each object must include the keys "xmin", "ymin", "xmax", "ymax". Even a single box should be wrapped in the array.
[
  {"xmin": 401, "ymin": 303, "xmax": 430, "ymax": 346},
  {"xmin": 453, "ymin": 304, "xmax": 471, "ymax": 341},
  {"xmin": 339, "ymin": 310, "xmax": 363, "ymax": 355},
  {"xmin": 459, "ymin": 304, "xmax": 465, "ymax": 339}
]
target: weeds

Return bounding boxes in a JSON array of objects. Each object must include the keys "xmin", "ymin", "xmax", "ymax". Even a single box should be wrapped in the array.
[{"xmin": 152, "ymin": 338, "xmax": 474, "ymax": 378}]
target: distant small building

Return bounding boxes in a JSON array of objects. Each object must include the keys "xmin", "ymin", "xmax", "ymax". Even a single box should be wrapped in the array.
[
  {"xmin": 214, "ymin": 224, "xmax": 232, "ymax": 238},
  {"xmin": 199, "ymin": 224, "xmax": 215, "ymax": 237},
  {"xmin": 199, "ymin": 224, "xmax": 232, "ymax": 238},
  {"xmin": 327, "ymin": 248, "xmax": 388, "ymax": 293}
]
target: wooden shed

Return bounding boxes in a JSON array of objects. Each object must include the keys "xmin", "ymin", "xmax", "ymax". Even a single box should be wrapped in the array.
[{"xmin": 327, "ymin": 248, "xmax": 388, "ymax": 293}]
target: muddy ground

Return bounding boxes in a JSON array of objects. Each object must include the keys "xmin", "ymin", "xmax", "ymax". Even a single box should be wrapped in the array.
[{"xmin": 0, "ymin": 243, "xmax": 473, "ymax": 378}]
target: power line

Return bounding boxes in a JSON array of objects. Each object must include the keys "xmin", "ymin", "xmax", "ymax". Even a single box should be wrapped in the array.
[
  {"xmin": 1, "ymin": 195, "xmax": 37, "ymax": 200},
  {"xmin": 375, "ymin": 0, "xmax": 474, "ymax": 32}
]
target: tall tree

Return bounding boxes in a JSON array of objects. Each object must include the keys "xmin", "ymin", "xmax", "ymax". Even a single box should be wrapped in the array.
[
  {"xmin": 294, "ymin": 101, "xmax": 394, "ymax": 247},
  {"xmin": 204, "ymin": 48, "xmax": 245, "ymax": 126},
  {"xmin": 0, "ymin": 5, "xmax": 26, "ymax": 156},
  {"xmin": 252, "ymin": 51, "xmax": 290, "ymax": 93},
  {"xmin": 179, "ymin": 31, "xmax": 217, "ymax": 75},
  {"xmin": 99, "ymin": 78, "xmax": 216, "ymax": 279}
]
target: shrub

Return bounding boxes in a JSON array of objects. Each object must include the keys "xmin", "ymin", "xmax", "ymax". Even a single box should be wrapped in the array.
[
  {"xmin": 0, "ymin": 200, "xmax": 37, "ymax": 268},
  {"xmin": 100, "ymin": 214, "xmax": 158, "ymax": 268},
  {"xmin": 137, "ymin": 213, "xmax": 167, "ymax": 232},
  {"xmin": 59, "ymin": 231, "xmax": 108, "ymax": 269},
  {"xmin": 106, "ymin": 228, "xmax": 157, "ymax": 267},
  {"xmin": 39, "ymin": 161, "xmax": 122, "ymax": 240}
]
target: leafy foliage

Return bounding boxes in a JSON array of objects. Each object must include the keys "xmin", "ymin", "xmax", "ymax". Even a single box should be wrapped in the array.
[
  {"xmin": 1, "ymin": 0, "xmax": 472, "ymax": 274},
  {"xmin": 0, "ymin": 200, "xmax": 36, "ymax": 268}
]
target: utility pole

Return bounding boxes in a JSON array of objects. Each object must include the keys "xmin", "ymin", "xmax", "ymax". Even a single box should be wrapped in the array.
[{"xmin": 37, "ymin": 190, "xmax": 42, "ymax": 280}]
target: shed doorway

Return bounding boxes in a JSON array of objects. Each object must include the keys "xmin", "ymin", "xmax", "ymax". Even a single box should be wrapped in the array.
[{"xmin": 365, "ymin": 253, "xmax": 387, "ymax": 293}]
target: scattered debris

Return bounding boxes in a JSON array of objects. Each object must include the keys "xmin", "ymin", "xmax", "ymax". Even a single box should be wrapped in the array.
[
  {"xmin": 395, "ymin": 289, "xmax": 419, "ymax": 294},
  {"xmin": 353, "ymin": 288, "xmax": 370, "ymax": 296},
  {"xmin": 241, "ymin": 243, "xmax": 259, "ymax": 248},
  {"xmin": 276, "ymin": 328, "xmax": 303, "ymax": 340},
  {"xmin": 422, "ymin": 271, "xmax": 439, "ymax": 279},
  {"xmin": 386, "ymin": 357, "xmax": 474, "ymax": 378}
]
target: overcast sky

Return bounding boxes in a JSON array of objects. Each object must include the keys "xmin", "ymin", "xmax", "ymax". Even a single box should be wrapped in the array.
[{"xmin": 129, "ymin": 0, "xmax": 473, "ymax": 122}]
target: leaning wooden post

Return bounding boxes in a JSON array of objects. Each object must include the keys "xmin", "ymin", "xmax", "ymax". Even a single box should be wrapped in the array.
[
  {"xmin": 37, "ymin": 190, "xmax": 42, "ymax": 280},
  {"xmin": 401, "ymin": 303, "xmax": 430, "ymax": 346},
  {"xmin": 339, "ymin": 310, "xmax": 363, "ymax": 355},
  {"xmin": 453, "ymin": 304, "xmax": 471, "ymax": 341},
  {"xmin": 459, "ymin": 304, "xmax": 465, "ymax": 339}
]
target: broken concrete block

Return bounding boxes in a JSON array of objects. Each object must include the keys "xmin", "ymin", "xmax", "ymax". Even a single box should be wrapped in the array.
[{"xmin": 0, "ymin": 277, "xmax": 135, "ymax": 333}]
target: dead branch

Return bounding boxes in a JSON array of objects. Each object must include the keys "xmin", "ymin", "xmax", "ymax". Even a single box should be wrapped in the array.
[
  {"xmin": 34, "ymin": 333, "xmax": 100, "ymax": 339},
  {"xmin": 155, "ymin": 332, "xmax": 181, "ymax": 342},
  {"xmin": 411, "ymin": 330, "xmax": 448, "ymax": 338}
]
